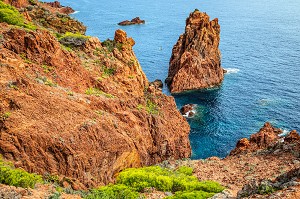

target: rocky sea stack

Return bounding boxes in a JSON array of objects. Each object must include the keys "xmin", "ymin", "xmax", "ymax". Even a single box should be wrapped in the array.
[{"xmin": 166, "ymin": 9, "xmax": 224, "ymax": 93}]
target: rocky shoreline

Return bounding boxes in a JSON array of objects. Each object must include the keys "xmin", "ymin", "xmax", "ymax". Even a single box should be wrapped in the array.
[{"xmin": 0, "ymin": 1, "xmax": 299, "ymax": 198}]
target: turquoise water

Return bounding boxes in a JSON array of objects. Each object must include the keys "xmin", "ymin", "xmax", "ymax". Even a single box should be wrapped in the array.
[{"xmin": 51, "ymin": 0, "xmax": 300, "ymax": 159}]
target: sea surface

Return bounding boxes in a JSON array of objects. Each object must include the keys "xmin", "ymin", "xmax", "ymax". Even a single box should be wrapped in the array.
[{"xmin": 48, "ymin": 0, "xmax": 300, "ymax": 159}]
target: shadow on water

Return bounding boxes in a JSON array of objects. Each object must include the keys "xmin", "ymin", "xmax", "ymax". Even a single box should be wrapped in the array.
[{"xmin": 173, "ymin": 88, "xmax": 229, "ymax": 159}]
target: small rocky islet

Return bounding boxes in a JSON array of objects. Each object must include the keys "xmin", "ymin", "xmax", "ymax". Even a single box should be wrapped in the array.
[
  {"xmin": 0, "ymin": 1, "xmax": 299, "ymax": 198},
  {"xmin": 118, "ymin": 17, "xmax": 145, "ymax": 26}
]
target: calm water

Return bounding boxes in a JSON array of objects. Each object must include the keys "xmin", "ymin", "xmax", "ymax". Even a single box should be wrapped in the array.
[{"xmin": 50, "ymin": 0, "xmax": 300, "ymax": 159}]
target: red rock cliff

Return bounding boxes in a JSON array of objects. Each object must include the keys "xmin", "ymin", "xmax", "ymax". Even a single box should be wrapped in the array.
[
  {"xmin": 0, "ymin": 2, "xmax": 191, "ymax": 189},
  {"xmin": 166, "ymin": 10, "xmax": 224, "ymax": 93}
]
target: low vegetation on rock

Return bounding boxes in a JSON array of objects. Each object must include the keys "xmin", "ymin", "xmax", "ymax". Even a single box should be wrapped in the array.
[
  {"xmin": 0, "ymin": 1, "xmax": 36, "ymax": 30},
  {"xmin": 85, "ymin": 166, "xmax": 224, "ymax": 199},
  {"xmin": 0, "ymin": 157, "xmax": 42, "ymax": 188},
  {"xmin": 58, "ymin": 32, "xmax": 90, "ymax": 47}
]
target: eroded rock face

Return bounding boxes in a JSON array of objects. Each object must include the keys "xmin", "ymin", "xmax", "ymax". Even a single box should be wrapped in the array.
[
  {"xmin": 166, "ymin": 10, "xmax": 224, "ymax": 93},
  {"xmin": 0, "ymin": 12, "xmax": 190, "ymax": 189},
  {"xmin": 3, "ymin": 0, "xmax": 28, "ymax": 8}
]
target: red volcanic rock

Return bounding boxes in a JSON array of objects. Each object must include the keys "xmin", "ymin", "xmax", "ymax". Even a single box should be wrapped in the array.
[
  {"xmin": 0, "ymin": 23, "xmax": 191, "ymax": 188},
  {"xmin": 166, "ymin": 10, "xmax": 224, "ymax": 93},
  {"xmin": 230, "ymin": 122, "xmax": 281, "ymax": 155},
  {"xmin": 249, "ymin": 122, "xmax": 281, "ymax": 148},
  {"xmin": 118, "ymin": 17, "xmax": 145, "ymax": 26},
  {"xmin": 3, "ymin": 0, "xmax": 28, "ymax": 8},
  {"xmin": 45, "ymin": 1, "xmax": 75, "ymax": 14},
  {"xmin": 285, "ymin": 130, "xmax": 300, "ymax": 143}
]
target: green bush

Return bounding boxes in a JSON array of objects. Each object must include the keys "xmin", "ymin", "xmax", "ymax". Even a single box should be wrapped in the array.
[
  {"xmin": 102, "ymin": 39, "xmax": 123, "ymax": 52},
  {"xmin": 117, "ymin": 166, "xmax": 224, "ymax": 194},
  {"xmin": 0, "ymin": 1, "xmax": 36, "ymax": 30},
  {"xmin": 145, "ymin": 99, "xmax": 159, "ymax": 115},
  {"xmin": 85, "ymin": 184, "xmax": 139, "ymax": 199},
  {"xmin": 0, "ymin": 157, "xmax": 43, "ymax": 188},
  {"xmin": 58, "ymin": 32, "xmax": 90, "ymax": 47},
  {"xmin": 166, "ymin": 191, "xmax": 215, "ymax": 199},
  {"xmin": 177, "ymin": 166, "xmax": 193, "ymax": 176}
]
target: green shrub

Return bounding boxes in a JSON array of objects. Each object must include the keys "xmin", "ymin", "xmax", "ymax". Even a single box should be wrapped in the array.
[
  {"xmin": 0, "ymin": 112, "xmax": 11, "ymax": 121},
  {"xmin": 0, "ymin": 1, "xmax": 36, "ymax": 30},
  {"xmin": 166, "ymin": 190, "xmax": 215, "ymax": 199},
  {"xmin": 85, "ymin": 184, "xmax": 139, "ymax": 199},
  {"xmin": 102, "ymin": 39, "xmax": 123, "ymax": 52},
  {"xmin": 59, "ymin": 32, "xmax": 90, "ymax": 47},
  {"xmin": 0, "ymin": 157, "xmax": 43, "ymax": 188},
  {"xmin": 177, "ymin": 166, "xmax": 193, "ymax": 176},
  {"xmin": 116, "ymin": 166, "xmax": 224, "ymax": 194},
  {"xmin": 85, "ymin": 87, "xmax": 114, "ymax": 98},
  {"xmin": 258, "ymin": 184, "xmax": 276, "ymax": 195},
  {"xmin": 145, "ymin": 99, "xmax": 159, "ymax": 115}
]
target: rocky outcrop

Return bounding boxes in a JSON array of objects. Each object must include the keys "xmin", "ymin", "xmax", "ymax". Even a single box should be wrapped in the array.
[
  {"xmin": 192, "ymin": 123, "xmax": 300, "ymax": 198},
  {"xmin": 150, "ymin": 79, "xmax": 163, "ymax": 90},
  {"xmin": 230, "ymin": 122, "xmax": 281, "ymax": 155},
  {"xmin": 118, "ymin": 17, "xmax": 145, "ymax": 26},
  {"xmin": 45, "ymin": 1, "xmax": 75, "ymax": 14},
  {"xmin": 3, "ymin": 0, "xmax": 28, "ymax": 8},
  {"xmin": 0, "ymin": 2, "xmax": 191, "ymax": 189},
  {"xmin": 166, "ymin": 10, "xmax": 224, "ymax": 93}
]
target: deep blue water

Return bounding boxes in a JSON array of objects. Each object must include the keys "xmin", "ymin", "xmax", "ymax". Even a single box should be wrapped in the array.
[{"xmin": 50, "ymin": 0, "xmax": 300, "ymax": 159}]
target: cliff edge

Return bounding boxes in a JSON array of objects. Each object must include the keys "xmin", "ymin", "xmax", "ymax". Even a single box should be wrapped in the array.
[{"xmin": 0, "ymin": 0, "xmax": 191, "ymax": 189}]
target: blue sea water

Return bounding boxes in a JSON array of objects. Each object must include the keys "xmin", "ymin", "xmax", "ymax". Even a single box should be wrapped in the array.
[{"xmin": 50, "ymin": 0, "xmax": 300, "ymax": 159}]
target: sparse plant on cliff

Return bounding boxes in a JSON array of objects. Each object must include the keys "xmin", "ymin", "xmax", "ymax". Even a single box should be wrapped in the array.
[
  {"xmin": 58, "ymin": 32, "xmax": 90, "ymax": 47},
  {"xmin": 102, "ymin": 39, "xmax": 123, "ymax": 52},
  {"xmin": 0, "ymin": 156, "xmax": 43, "ymax": 188},
  {"xmin": 136, "ymin": 100, "xmax": 159, "ymax": 115},
  {"xmin": 101, "ymin": 65, "xmax": 116, "ymax": 77},
  {"xmin": 28, "ymin": 0, "xmax": 37, "ymax": 6},
  {"xmin": 41, "ymin": 64, "xmax": 55, "ymax": 73},
  {"xmin": 85, "ymin": 87, "xmax": 114, "ymax": 98},
  {"xmin": 0, "ymin": 112, "xmax": 11, "ymax": 122},
  {"xmin": 146, "ymin": 99, "xmax": 159, "ymax": 115},
  {"xmin": 36, "ymin": 76, "xmax": 57, "ymax": 87},
  {"xmin": 0, "ymin": 1, "xmax": 36, "ymax": 30}
]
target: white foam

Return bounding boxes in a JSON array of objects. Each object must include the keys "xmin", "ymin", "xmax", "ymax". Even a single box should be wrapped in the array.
[
  {"xmin": 224, "ymin": 68, "xmax": 240, "ymax": 74},
  {"xmin": 71, "ymin": 11, "xmax": 80, "ymax": 14},
  {"xmin": 279, "ymin": 129, "xmax": 289, "ymax": 137},
  {"xmin": 183, "ymin": 110, "xmax": 196, "ymax": 118}
]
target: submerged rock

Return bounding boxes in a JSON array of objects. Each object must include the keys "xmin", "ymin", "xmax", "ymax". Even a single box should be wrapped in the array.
[
  {"xmin": 166, "ymin": 9, "xmax": 224, "ymax": 93},
  {"xmin": 118, "ymin": 17, "xmax": 145, "ymax": 26}
]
